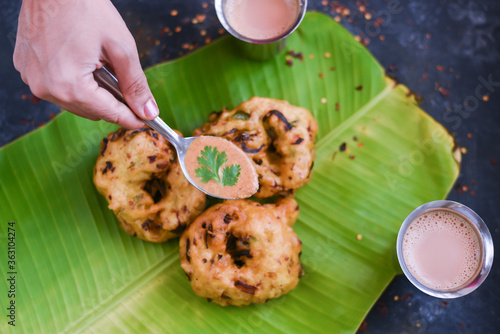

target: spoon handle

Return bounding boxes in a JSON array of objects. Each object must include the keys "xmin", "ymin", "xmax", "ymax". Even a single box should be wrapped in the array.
[{"xmin": 93, "ymin": 67, "xmax": 183, "ymax": 149}]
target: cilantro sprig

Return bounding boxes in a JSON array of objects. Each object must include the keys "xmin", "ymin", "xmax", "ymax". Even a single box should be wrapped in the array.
[{"xmin": 195, "ymin": 146, "xmax": 241, "ymax": 186}]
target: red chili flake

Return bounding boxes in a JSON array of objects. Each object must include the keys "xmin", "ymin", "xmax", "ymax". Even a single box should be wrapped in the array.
[
  {"xmin": 218, "ymin": 28, "xmax": 225, "ymax": 34},
  {"xmin": 335, "ymin": 102, "xmax": 340, "ymax": 111},
  {"xmin": 440, "ymin": 301, "xmax": 448, "ymax": 308},
  {"xmin": 160, "ymin": 27, "xmax": 170, "ymax": 35},
  {"xmin": 350, "ymin": 155, "xmax": 356, "ymax": 159},
  {"xmin": 29, "ymin": 95, "xmax": 40, "ymax": 104},
  {"xmin": 37, "ymin": 122, "xmax": 45, "ymax": 128},
  {"xmin": 401, "ymin": 293, "xmax": 413, "ymax": 301},
  {"xmin": 196, "ymin": 14, "xmax": 206, "ymax": 23},
  {"xmin": 358, "ymin": 142, "xmax": 364, "ymax": 147},
  {"xmin": 355, "ymin": 85, "xmax": 363, "ymax": 91},
  {"xmin": 436, "ymin": 65, "xmax": 445, "ymax": 72},
  {"xmin": 491, "ymin": 158, "xmax": 497, "ymax": 166},
  {"xmin": 358, "ymin": 321, "xmax": 368, "ymax": 332},
  {"xmin": 470, "ymin": 190, "xmax": 476, "ymax": 196},
  {"xmin": 170, "ymin": 9, "xmax": 178, "ymax": 16},
  {"xmin": 438, "ymin": 86, "xmax": 450, "ymax": 98},
  {"xmin": 457, "ymin": 189, "xmax": 463, "ymax": 194},
  {"xmin": 330, "ymin": 66, "xmax": 336, "ymax": 71},
  {"xmin": 175, "ymin": 26, "xmax": 182, "ymax": 33},
  {"xmin": 287, "ymin": 50, "xmax": 304, "ymax": 60},
  {"xmin": 285, "ymin": 57, "xmax": 293, "ymax": 67},
  {"xmin": 49, "ymin": 113, "xmax": 55, "ymax": 119},
  {"xmin": 319, "ymin": 73, "xmax": 324, "ymax": 78},
  {"xmin": 387, "ymin": 64, "xmax": 398, "ymax": 73},
  {"xmin": 376, "ymin": 301, "xmax": 388, "ymax": 316},
  {"xmin": 422, "ymin": 73, "xmax": 429, "ymax": 79},
  {"xmin": 460, "ymin": 323, "xmax": 464, "ymax": 329},
  {"xmin": 467, "ymin": 133, "xmax": 472, "ymax": 138}
]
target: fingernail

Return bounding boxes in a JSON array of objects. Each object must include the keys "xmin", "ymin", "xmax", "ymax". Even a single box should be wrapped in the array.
[{"xmin": 144, "ymin": 98, "xmax": 159, "ymax": 119}]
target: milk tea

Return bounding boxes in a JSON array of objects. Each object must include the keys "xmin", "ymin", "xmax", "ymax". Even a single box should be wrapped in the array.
[
  {"xmin": 223, "ymin": 0, "xmax": 300, "ymax": 40},
  {"xmin": 402, "ymin": 209, "xmax": 482, "ymax": 291}
]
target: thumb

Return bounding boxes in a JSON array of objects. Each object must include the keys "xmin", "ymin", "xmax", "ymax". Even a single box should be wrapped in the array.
[{"xmin": 104, "ymin": 42, "xmax": 159, "ymax": 120}]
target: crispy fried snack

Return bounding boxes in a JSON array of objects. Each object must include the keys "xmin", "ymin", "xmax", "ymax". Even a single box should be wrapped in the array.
[
  {"xmin": 179, "ymin": 197, "xmax": 303, "ymax": 306},
  {"xmin": 94, "ymin": 128, "xmax": 206, "ymax": 242},
  {"xmin": 193, "ymin": 97, "xmax": 318, "ymax": 198}
]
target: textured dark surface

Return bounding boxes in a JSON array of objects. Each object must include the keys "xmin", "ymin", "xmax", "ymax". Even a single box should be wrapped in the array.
[{"xmin": 1, "ymin": 0, "xmax": 499, "ymax": 332}]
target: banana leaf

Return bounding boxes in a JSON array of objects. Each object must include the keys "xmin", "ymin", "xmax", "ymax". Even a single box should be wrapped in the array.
[{"xmin": 0, "ymin": 12, "xmax": 459, "ymax": 333}]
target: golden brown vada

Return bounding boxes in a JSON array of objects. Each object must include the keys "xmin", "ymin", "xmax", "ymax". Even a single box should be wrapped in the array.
[
  {"xmin": 193, "ymin": 97, "xmax": 318, "ymax": 198},
  {"xmin": 94, "ymin": 128, "xmax": 206, "ymax": 242},
  {"xmin": 179, "ymin": 197, "xmax": 303, "ymax": 306}
]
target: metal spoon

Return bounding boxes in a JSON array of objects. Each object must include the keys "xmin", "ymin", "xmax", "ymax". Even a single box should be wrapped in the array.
[{"xmin": 93, "ymin": 66, "xmax": 257, "ymax": 199}]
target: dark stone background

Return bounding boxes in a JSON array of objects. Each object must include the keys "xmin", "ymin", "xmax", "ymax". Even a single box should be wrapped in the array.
[{"xmin": 1, "ymin": 0, "xmax": 499, "ymax": 332}]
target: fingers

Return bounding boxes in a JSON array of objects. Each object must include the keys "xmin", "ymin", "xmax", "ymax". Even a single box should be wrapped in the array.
[
  {"xmin": 42, "ymin": 72, "xmax": 145, "ymax": 129},
  {"xmin": 72, "ymin": 77, "xmax": 146, "ymax": 129},
  {"xmin": 103, "ymin": 39, "xmax": 159, "ymax": 121}
]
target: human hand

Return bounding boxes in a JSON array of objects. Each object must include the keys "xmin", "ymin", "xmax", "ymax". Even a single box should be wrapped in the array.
[{"xmin": 13, "ymin": 0, "xmax": 158, "ymax": 128}]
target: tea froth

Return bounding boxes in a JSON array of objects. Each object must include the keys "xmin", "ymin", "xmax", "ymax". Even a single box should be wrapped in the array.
[{"xmin": 402, "ymin": 209, "xmax": 481, "ymax": 291}]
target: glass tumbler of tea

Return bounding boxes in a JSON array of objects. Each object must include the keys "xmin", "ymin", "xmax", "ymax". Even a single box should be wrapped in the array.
[
  {"xmin": 396, "ymin": 200, "xmax": 494, "ymax": 298},
  {"xmin": 215, "ymin": 0, "xmax": 307, "ymax": 60}
]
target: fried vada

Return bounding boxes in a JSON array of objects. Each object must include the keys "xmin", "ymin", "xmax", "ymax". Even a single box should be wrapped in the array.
[
  {"xmin": 179, "ymin": 197, "xmax": 303, "ymax": 306},
  {"xmin": 94, "ymin": 128, "xmax": 206, "ymax": 242},
  {"xmin": 193, "ymin": 97, "xmax": 318, "ymax": 198}
]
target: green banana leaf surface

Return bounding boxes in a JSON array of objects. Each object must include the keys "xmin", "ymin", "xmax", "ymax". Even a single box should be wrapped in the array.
[{"xmin": 0, "ymin": 12, "xmax": 459, "ymax": 334}]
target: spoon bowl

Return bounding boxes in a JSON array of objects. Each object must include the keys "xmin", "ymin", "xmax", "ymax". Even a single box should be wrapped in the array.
[{"xmin": 93, "ymin": 67, "xmax": 258, "ymax": 199}]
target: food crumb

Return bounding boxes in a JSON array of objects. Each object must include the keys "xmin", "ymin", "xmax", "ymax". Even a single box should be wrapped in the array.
[
  {"xmin": 394, "ymin": 295, "xmax": 399, "ymax": 301},
  {"xmin": 321, "ymin": 98, "xmax": 327, "ymax": 104},
  {"xmin": 324, "ymin": 52, "xmax": 331, "ymax": 58},
  {"xmin": 356, "ymin": 234, "xmax": 362, "ymax": 240},
  {"xmin": 483, "ymin": 95, "xmax": 489, "ymax": 102},
  {"xmin": 319, "ymin": 73, "xmax": 324, "ymax": 78},
  {"xmin": 438, "ymin": 86, "xmax": 450, "ymax": 97},
  {"xmin": 467, "ymin": 133, "xmax": 473, "ymax": 138},
  {"xmin": 170, "ymin": 9, "xmax": 178, "ymax": 16},
  {"xmin": 460, "ymin": 147, "xmax": 467, "ymax": 154},
  {"xmin": 358, "ymin": 321, "xmax": 368, "ymax": 332},
  {"xmin": 308, "ymin": 54, "xmax": 314, "ymax": 59}
]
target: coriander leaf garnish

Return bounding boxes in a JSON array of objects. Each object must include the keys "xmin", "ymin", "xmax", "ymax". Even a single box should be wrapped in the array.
[
  {"xmin": 222, "ymin": 164, "xmax": 241, "ymax": 186},
  {"xmin": 195, "ymin": 146, "xmax": 241, "ymax": 186}
]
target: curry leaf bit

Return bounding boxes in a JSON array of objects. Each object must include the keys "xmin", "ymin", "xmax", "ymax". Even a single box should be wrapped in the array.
[{"xmin": 195, "ymin": 146, "xmax": 241, "ymax": 186}]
